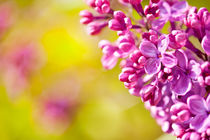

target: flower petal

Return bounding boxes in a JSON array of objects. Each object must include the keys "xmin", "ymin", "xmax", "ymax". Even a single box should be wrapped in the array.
[
  {"xmin": 201, "ymin": 35, "xmax": 210, "ymax": 55},
  {"xmin": 200, "ymin": 116, "xmax": 210, "ymax": 132},
  {"xmin": 151, "ymin": 18, "xmax": 167, "ymax": 31},
  {"xmin": 206, "ymin": 94, "xmax": 210, "ymax": 111},
  {"xmin": 171, "ymin": 1, "xmax": 188, "ymax": 13},
  {"xmin": 101, "ymin": 54, "xmax": 118, "ymax": 70},
  {"xmin": 190, "ymin": 114, "xmax": 207, "ymax": 132},
  {"xmin": 161, "ymin": 52, "xmax": 177, "ymax": 68},
  {"xmin": 171, "ymin": 1, "xmax": 188, "ymax": 21},
  {"xmin": 158, "ymin": 35, "xmax": 169, "ymax": 53},
  {"xmin": 187, "ymin": 95, "xmax": 207, "ymax": 115},
  {"xmin": 204, "ymin": 12, "xmax": 210, "ymax": 32},
  {"xmin": 139, "ymin": 41, "xmax": 158, "ymax": 57},
  {"xmin": 175, "ymin": 50, "xmax": 188, "ymax": 69},
  {"xmin": 171, "ymin": 71, "xmax": 192, "ymax": 95},
  {"xmin": 191, "ymin": 82, "xmax": 206, "ymax": 97},
  {"xmin": 188, "ymin": 60, "xmax": 202, "ymax": 80},
  {"xmin": 144, "ymin": 58, "xmax": 161, "ymax": 75},
  {"xmin": 151, "ymin": 87, "xmax": 162, "ymax": 105},
  {"xmin": 159, "ymin": 2, "xmax": 171, "ymax": 18}
]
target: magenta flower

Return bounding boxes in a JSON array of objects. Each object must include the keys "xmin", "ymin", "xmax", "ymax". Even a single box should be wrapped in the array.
[
  {"xmin": 151, "ymin": 0, "xmax": 160, "ymax": 3},
  {"xmin": 168, "ymin": 30, "xmax": 187, "ymax": 49},
  {"xmin": 184, "ymin": 7, "xmax": 202, "ymax": 29},
  {"xmin": 140, "ymin": 84, "xmax": 162, "ymax": 105},
  {"xmin": 116, "ymin": 32, "xmax": 137, "ymax": 57},
  {"xmin": 81, "ymin": 0, "xmax": 210, "ymax": 138},
  {"xmin": 198, "ymin": 61, "xmax": 210, "ymax": 86},
  {"xmin": 142, "ymin": 29, "xmax": 159, "ymax": 44},
  {"xmin": 185, "ymin": 7, "xmax": 210, "ymax": 30},
  {"xmin": 85, "ymin": 0, "xmax": 96, "ymax": 7},
  {"xmin": 118, "ymin": 0, "xmax": 129, "ymax": 5},
  {"xmin": 170, "ymin": 102, "xmax": 190, "ymax": 123},
  {"xmin": 157, "ymin": 68, "xmax": 173, "ymax": 83},
  {"xmin": 187, "ymin": 95, "xmax": 210, "ymax": 133},
  {"xmin": 80, "ymin": 10, "xmax": 94, "ymax": 24},
  {"xmin": 129, "ymin": 0, "xmax": 142, "ymax": 5},
  {"xmin": 202, "ymin": 35, "xmax": 210, "ymax": 55},
  {"xmin": 118, "ymin": 0, "xmax": 143, "ymax": 6},
  {"xmin": 139, "ymin": 36, "xmax": 177, "ymax": 75},
  {"xmin": 178, "ymin": 131, "xmax": 201, "ymax": 140},
  {"xmin": 185, "ymin": 7, "xmax": 210, "ymax": 54},
  {"xmin": 95, "ymin": 0, "xmax": 111, "ymax": 14},
  {"xmin": 144, "ymin": 3, "xmax": 160, "ymax": 20},
  {"xmin": 152, "ymin": 0, "xmax": 188, "ymax": 30},
  {"xmin": 171, "ymin": 50, "xmax": 202, "ymax": 95},
  {"xmin": 159, "ymin": 1, "xmax": 188, "ymax": 22},
  {"xmin": 87, "ymin": 21, "xmax": 108, "ymax": 35},
  {"xmin": 170, "ymin": 68, "xmax": 192, "ymax": 96},
  {"xmin": 108, "ymin": 11, "xmax": 132, "ymax": 32},
  {"xmin": 99, "ymin": 40, "xmax": 119, "ymax": 69}
]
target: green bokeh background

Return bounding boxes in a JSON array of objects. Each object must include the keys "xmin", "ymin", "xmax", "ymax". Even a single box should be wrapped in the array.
[{"xmin": 0, "ymin": 0, "xmax": 208, "ymax": 140}]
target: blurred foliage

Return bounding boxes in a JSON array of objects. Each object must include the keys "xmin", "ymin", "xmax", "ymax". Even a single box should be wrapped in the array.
[{"xmin": 0, "ymin": 0, "xmax": 208, "ymax": 140}]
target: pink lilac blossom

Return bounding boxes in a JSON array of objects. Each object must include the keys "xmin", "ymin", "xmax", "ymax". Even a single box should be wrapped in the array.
[
  {"xmin": 1, "ymin": 44, "xmax": 43, "ymax": 98},
  {"xmin": 37, "ymin": 95, "xmax": 78, "ymax": 134},
  {"xmin": 81, "ymin": 0, "xmax": 210, "ymax": 139},
  {"xmin": 35, "ymin": 77, "xmax": 80, "ymax": 134}
]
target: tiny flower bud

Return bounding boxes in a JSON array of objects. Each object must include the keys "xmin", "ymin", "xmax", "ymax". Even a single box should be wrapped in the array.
[{"xmin": 80, "ymin": 10, "xmax": 93, "ymax": 24}]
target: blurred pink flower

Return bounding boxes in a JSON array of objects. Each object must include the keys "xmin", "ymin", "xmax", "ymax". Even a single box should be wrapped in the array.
[
  {"xmin": 2, "ymin": 44, "xmax": 43, "ymax": 98},
  {"xmin": 38, "ymin": 96, "xmax": 78, "ymax": 133},
  {"xmin": 0, "ymin": 2, "xmax": 14, "ymax": 37},
  {"xmin": 35, "ymin": 77, "xmax": 80, "ymax": 134}
]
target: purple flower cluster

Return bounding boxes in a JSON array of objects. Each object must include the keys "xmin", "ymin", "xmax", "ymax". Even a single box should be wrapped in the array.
[{"xmin": 80, "ymin": 0, "xmax": 210, "ymax": 139}]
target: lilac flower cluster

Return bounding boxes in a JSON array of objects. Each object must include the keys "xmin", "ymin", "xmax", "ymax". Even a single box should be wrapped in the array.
[{"xmin": 80, "ymin": 0, "xmax": 210, "ymax": 139}]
